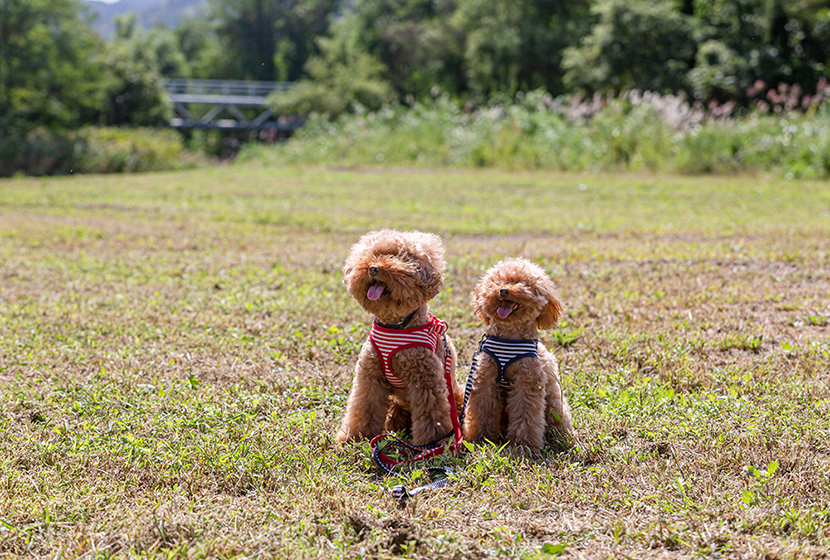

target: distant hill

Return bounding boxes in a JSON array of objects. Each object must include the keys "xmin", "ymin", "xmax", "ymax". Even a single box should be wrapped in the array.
[{"xmin": 83, "ymin": 0, "xmax": 207, "ymax": 38}]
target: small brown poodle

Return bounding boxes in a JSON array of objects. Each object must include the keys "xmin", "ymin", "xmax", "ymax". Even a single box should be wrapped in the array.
[
  {"xmin": 336, "ymin": 229, "xmax": 462, "ymax": 446},
  {"xmin": 463, "ymin": 257, "xmax": 573, "ymax": 454}
]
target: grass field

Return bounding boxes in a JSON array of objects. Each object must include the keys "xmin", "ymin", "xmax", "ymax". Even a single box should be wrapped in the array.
[{"xmin": 1, "ymin": 164, "xmax": 829, "ymax": 559}]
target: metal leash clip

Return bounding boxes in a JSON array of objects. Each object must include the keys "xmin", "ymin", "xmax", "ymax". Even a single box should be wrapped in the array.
[{"xmin": 389, "ymin": 467, "xmax": 453, "ymax": 506}]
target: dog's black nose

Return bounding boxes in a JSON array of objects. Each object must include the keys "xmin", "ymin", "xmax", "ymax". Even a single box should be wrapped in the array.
[
  {"xmin": 369, "ymin": 265, "xmax": 379, "ymax": 276},
  {"xmin": 500, "ymin": 288, "xmax": 510, "ymax": 298}
]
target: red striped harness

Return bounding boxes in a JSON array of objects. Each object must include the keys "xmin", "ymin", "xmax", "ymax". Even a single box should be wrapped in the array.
[
  {"xmin": 368, "ymin": 313, "xmax": 463, "ymax": 488},
  {"xmin": 369, "ymin": 314, "xmax": 446, "ymax": 389}
]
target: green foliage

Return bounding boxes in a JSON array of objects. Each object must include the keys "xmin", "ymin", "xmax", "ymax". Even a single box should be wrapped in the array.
[
  {"xmin": 342, "ymin": 0, "xmax": 591, "ymax": 100},
  {"xmin": 113, "ymin": 14, "xmax": 190, "ymax": 78},
  {"xmin": 452, "ymin": 0, "xmax": 591, "ymax": 98},
  {"xmin": 0, "ymin": 128, "xmax": 77, "ymax": 177},
  {"xmin": 693, "ymin": 0, "xmax": 830, "ymax": 101},
  {"xmin": 207, "ymin": 0, "xmax": 276, "ymax": 80},
  {"xmin": 452, "ymin": 0, "xmax": 523, "ymax": 97},
  {"xmin": 6, "ymin": 0, "xmax": 830, "ymax": 143},
  {"xmin": 72, "ymin": 127, "xmax": 192, "ymax": 173},
  {"xmin": 206, "ymin": 0, "xmax": 340, "ymax": 81},
  {"xmin": 687, "ymin": 40, "xmax": 749, "ymax": 102},
  {"xmin": 0, "ymin": 127, "xmax": 194, "ymax": 177},
  {"xmin": 100, "ymin": 17, "xmax": 174, "ymax": 127},
  {"xmin": 250, "ymin": 91, "xmax": 830, "ymax": 178},
  {"xmin": 273, "ymin": 0, "xmax": 827, "ymax": 106},
  {"xmin": 0, "ymin": 0, "xmax": 176, "ymax": 136},
  {"xmin": 0, "ymin": 0, "xmax": 108, "ymax": 133},
  {"xmin": 7, "ymin": 0, "xmax": 830, "ymax": 145},
  {"xmin": 563, "ymin": 0, "xmax": 698, "ymax": 94},
  {"xmin": 347, "ymin": 0, "xmax": 467, "ymax": 98},
  {"xmin": 267, "ymin": 17, "xmax": 395, "ymax": 119},
  {"xmin": 174, "ymin": 16, "xmax": 228, "ymax": 79}
]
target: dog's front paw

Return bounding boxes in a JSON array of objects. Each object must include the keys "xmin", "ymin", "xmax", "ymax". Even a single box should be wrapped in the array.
[{"xmin": 335, "ymin": 428, "xmax": 355, "ymax": 444}]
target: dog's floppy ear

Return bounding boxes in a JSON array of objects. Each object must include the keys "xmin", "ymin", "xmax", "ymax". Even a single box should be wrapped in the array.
[
  {"xmin": 342, "ymin": 263, "xmax": 355, "ymax": 287},
  {"xmin": 417, "ymin": 262, "xmax": 430, "ymax": 281},
  {"xmin": 535, "ymin": 282, "xmax": 564, "ymax": 330},
  {"xmin": 417, "ymin": 258, "xmax": 442, "ymax": 295},
  {"xmin": 471, "ymin": 289, "xmax": 491, "ymax": 325},
  {"xmin": 410, "ymin": 231, "xmax": 445, "ymax": 297}
]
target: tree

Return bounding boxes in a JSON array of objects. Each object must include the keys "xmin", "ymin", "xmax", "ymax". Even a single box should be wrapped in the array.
[
  {"xmin": 175, "ymin": 14, "xmax": 229, "ymax": 79},
  {"xmin": 100, "ymin": 15, "xmax": 173, "ymax": 126},
  {"xmin": 207, "ymin": 0, "xmax": 340, "ymax": 82},
  {"xmin": 108, "ymin": 14, "xmax": 190, "ymax": 78},
  {"xmin": 343, "ymin": 0, "xmax": 466, "ymax": 98},
  {"xmin": 562, "ymin": 0, "xmax": 698, "ymax": 95},
  {"xmin": 451, "ymin": 0, "xmax": 591, "ymax": 98},
  {"xmin": 336, "ymin": 0, "xmax": 590, "ymax": 100},
  {"xmin": 267, "ymin": 16, "xmax": 395, "ymax": 118},
  {"xmin": 693, "ymin": 0, "xmax": 830, "ymax": 102},
  {"xmin": 0, "ymin": 0, "xmax": 108, "ymax": 132}
]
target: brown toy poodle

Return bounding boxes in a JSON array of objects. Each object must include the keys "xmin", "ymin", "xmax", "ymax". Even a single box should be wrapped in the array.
[
  {"xmin": 336, "ymin": 229, "xmax": 462, "ymax": 446},
  {"xmin": 463, "ymin": 257, "xmax": 573, "ymax": 454}
]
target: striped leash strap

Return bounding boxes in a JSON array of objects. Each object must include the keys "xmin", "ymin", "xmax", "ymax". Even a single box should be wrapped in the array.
[
  {"xmin": 457, "ymin": 333, "xmax": 487, "ymax": 428},
  {"xmin": 390, "ymin": 467, "xmax": 453, "ymax": 504}
]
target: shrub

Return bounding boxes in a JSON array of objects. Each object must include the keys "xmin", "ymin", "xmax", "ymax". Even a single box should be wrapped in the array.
[
  {"xmin": 245, "ymin": 89, "xmax": 830, "ymax": 178},
  {"xmin": 0, "ymin": 127, "xmax": 195, "ymax": 177},
  {"xmin": 0, "ymin": 129, "xmax": 78, "ymax": 177},
  {"xmin": 73, "ymin": 127, "xmax": 191, "ymax": 174}
]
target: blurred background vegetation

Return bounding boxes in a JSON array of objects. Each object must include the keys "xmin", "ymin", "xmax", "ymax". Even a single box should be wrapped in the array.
[{"xmin": 2, "ymin": 0, "xmax": 830, "ymax": 177}]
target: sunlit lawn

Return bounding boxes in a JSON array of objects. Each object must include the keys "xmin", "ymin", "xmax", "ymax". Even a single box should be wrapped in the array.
[{"xmin": 1, "ymin": 164, "xmax": 829, "ymax": 558}]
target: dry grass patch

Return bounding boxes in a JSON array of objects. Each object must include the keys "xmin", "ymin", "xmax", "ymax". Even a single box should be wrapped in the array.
[{"xmin": 1, "ymin": 165, "xmax": 829, "ymax": 558}]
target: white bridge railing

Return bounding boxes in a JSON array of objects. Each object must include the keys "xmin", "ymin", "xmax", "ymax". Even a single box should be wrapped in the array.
[{"xmin": 163, "ymin": 79, "xmax": 294, "ymax": 98}]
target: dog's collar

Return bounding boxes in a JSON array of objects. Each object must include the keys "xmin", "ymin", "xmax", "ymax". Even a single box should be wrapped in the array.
[{"xmin": 375, "ymin": 309, "xmax": 418, "ymax": 329}]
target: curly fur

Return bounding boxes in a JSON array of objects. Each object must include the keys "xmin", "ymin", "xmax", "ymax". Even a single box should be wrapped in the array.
[
  {"xmin": 463, "ymin": 257, "xmax": 574, "ymax": 454},
  {"xmin": 336, "ymin": 229, "xmax": 461, "ymax": 446}
]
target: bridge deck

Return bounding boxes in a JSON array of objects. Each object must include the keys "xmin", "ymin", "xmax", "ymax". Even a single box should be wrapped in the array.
[{"xmin": 167, "ymin": 93, "xmax": 270, "ymax": 106}]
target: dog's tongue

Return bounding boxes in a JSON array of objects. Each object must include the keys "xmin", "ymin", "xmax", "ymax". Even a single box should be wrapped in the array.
[
  {"xmin": 367, "ymin": 284, "xmax": 385, "ymax": 300},
  {"xmin": 497, "ymin": 303, "xmax": 514, "ymax": 319}
]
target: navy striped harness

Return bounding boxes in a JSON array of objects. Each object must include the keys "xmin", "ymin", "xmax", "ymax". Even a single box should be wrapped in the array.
[{"xmin": 479, "ymin": 335, "xmax": 539, "ymax": 388}]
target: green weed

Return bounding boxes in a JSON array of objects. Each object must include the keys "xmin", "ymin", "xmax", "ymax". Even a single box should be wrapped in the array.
[
  {"xmin": 242, "ymin": 97, "xmax": 830, "ymax": 179},
  {"xmin": 1, "ymin": 166, "xmax": 829, "ymax": 557}
]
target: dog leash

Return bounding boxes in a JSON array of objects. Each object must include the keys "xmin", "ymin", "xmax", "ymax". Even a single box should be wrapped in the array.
[
  {"xmin": 370, "ymin": 331, "xmax": 466, "ymax": 503},
  {"xmin": 371, "ymin": 332, "xmax": 461, "ymax": 465},
  {"xmin": 371, "ymin": 334, "xmax": 490, "ymax": 504}
]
